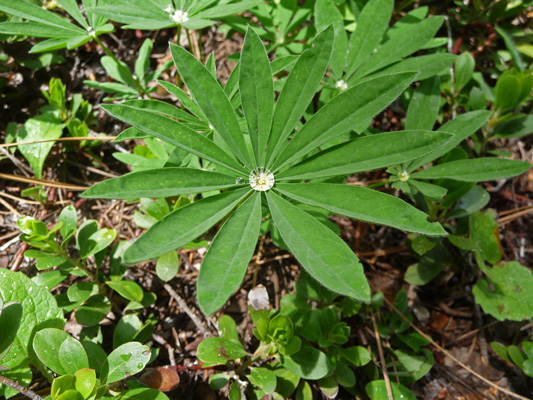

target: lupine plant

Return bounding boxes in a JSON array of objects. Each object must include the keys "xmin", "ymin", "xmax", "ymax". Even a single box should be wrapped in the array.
[{"xmin": 83, "ymin": 26, "xmax": 460, "ymax": 315}]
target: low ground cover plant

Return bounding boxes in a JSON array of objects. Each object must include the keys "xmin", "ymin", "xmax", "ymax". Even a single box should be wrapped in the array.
[{"xmin": 0, "ymin": 0, "xmax": 532, "ymax": 399}]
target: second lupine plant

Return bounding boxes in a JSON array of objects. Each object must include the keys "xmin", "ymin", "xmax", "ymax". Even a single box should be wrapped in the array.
[{"xmin": 83, "ymin": 26, "xmax": 503, "ymax": 314}]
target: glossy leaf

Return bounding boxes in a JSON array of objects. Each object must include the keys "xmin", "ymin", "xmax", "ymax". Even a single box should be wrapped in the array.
[
  {"xmin": 474, "ymin": 262, "xmax": 533, "ymax": 321},
  {"xmin": 82, "ymin": 168, "xmax": 240, "ymax": 199},
  {"xmin": 411, "ymin": 158, "xmax": 530, "ymax": 182},
  {"xmin": 197, "ymin": 192, "xmax": 261, "ymax": 315},
  {"xmin": 280, "ymin": 345, "xmax": 329, "ymax": 380},
  {"xmin": 101, "ymin": 342, "xmax": 151, "ymax": 384},
  {"xmin": 454, "ymin": 52, "xmax": 475, "ymax": 91},
  {"xmin": 107, "ymin": 281, "xmax": 144, "ymax": 302},
  {"xmin": 33, "ymin": 328, "xmax": 89, "ymax": 375},
  {"xmin": 101, "ymin": 104, "xmax": 248, "ymax": 176},
  {"xmin": 170, "ymin": 43, "xmax": 252, "ymax": 169},
  {"xmin": 155, "ymin": 251, "xmax": 179, "ymax": 282},
  {"xmin": 267, "ymin": 191, "xmax": 370, "ymax": 302},
  {"xmin": 59, "ymin": 205, "xmax": 77, "ymax": 243},
  {"xmin": 277, "ymin": 130, "xmax": 452, "ymax": 181},
  {"xmin": 123, "ymin": 188, "xmax": 250, "ymax": 263},
  {"xmin": 272, "ymin": 72, "xmax": 417, "ymax": 171},
  {"xmin": 0, "ymin": 302, "xmax": 22, "ymax": 360},
  {"xmin": 265, "ymin": 26, "xmax": 334, "ymax": 165},
  {"xmin": 276, "ymin": 183, "xmax": 445, "ymax": 236},
  {"xmin": 366, "ymin": 380, "xmax": 416, "ymax": 400},
  {"xmin": 74, "ymin": 369, "xmax": 96, "ymax": 399},
  {"xmin": 240, "ymin": 26, "xmax": 274, "ymax": 166},
  {"xmin": 196, "ymin": 337, "xmax": 247, "ymax": 365},
  {"xmin": 17, "ymin": 113, "xmax": 66, "ymax": 179}
]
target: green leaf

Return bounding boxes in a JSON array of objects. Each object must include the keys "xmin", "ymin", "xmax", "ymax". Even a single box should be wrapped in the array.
[
  {"xmin": 276, "ymin": 183, "xmax": 445, "ymax": 236},
  {"xmin": 196, "ymin": 337, "xmax": 247, "ymax": 365},
  {"xmin": 75, "ymin": 294, "xmax": 111, "ymax": 326},
  {"xmin": 169, "ymin": 43, "xmax": 252, "ymax": 169},
  {"xmin": 198, "ymin": 192, "xmax": 261, "ymax": 315},
  {"xmin": 107, "ymin": 281, "xmax": 144, "ymax": 302},
  {"xmin": 404, "ymin": 244, "xmax": 452, "ymax": 286},
  {"xmin": 340, "ymin": 346, "xmax": 371, "ymax": 367},
  {"xmin": 218, "ymin": 315, "xmax": 240, "ymax": 343},
  {"xmin": 314, "ymin": 0, "xmax": 347, "ymax": 78},
  {"xmin": 17, "ymin": 113, "xmax": 66, "ymax": 179},
  {"xmin": 405, "ymin": 76, "xmax": 440, "ymax": 131},
  {"xmin": 0, "ymin": 269, "xmax": 64, "ymax": 385},
  {"xmin": 354, "ymin": 16, "xmax": 444, "ymax": 79},
  {"xmin": 495, "ymin": 115, "xmax": 533, "ymax": 139},
  {"xmin": 240, "ymin": 26, "xmax": 274, "ymax": 166},
  {"xmin": 272, "ymin": 72, "xmax": 417, "ymax": 171},
  {"xmin": 249, "ymin": 367, "xmax": 276, "ymax": 394},
  {"xmin": 116, "ymin": 388, "xmax": 170, "ymax": 400},
  {"xmin": 113, "ymin": 314, "xmax": 141, "ymax": 349},
  {"xmin": 354, "ymin": 53, "xmax": 457, "ymax": 85},
  {"xmin": 57, "ymin": 0, "xmax": 88, "ymax": 28},
  {"xmin": 74, "ymin": 368, "xmax": 96, "ymax": 399},
  {"xmin": 295, "ymin": 381, "xmax": 313, "ymax": 400},
  {"xmin": 155, "ymin": 251, "xmax": 179, "ymax": 282},
  {"xmin": 101, "ymin": 104, "xmax": 248, "ymax": 176},
  {"xmin": 123, "ymin": 188, "xmax": 250, "ymax": 263},
  {"xmin": 82, "ymin": 168, "xmax": 240, "ymax": 199},
  {"xmin": 78, "ymin": 225, "xmax": 116, "ymax": 260},
  {"xmin": 0, "ymin": 0, "xmax": 84, "ymax": 31},
  {"xmin": 407, "ymin": 110, "xmax": 491, "ymax": 171},
  {"xmin": 470, "ymin": 209, "xmax": 502, "ymax": 264},
  {"xmin": 0, "ymin": 22, "xmax": 82, "ymax": 38},
  {"xmin": 278, "ymin": 130, "xmax": 452, "ymax": 181},
  {"xmin": 366, "ymin": 380, "xmax": 416, "ymax": 400},
  {"xmin": 101, "ymin": 342, "xmax": 151, "ymax": 384},
  {"xmin": 0, "ymin": 302, "xmax": 23, "ymax": 360},
  {"xmin": 411, "ymin": 158, "xmax": 531, "ymax": 182},
  {"xmin": 474, "ymin": 261, "xmax": 533, "ymax": 321},
  {"xmin": 454, "ymin": 52, "xmax": 475, "ymax": 91},
  {"xmin": 59, "ymin": 205, "xmax": 77, "ymax": 243},
  {"xmin": 135, "ymin": 38, "xmax": 153, "ymax": 81},
  {"xmin": 33, "ymin": 328, "xmax": 89, "ymax": 375},
  {"xmin": 345, "ymin": 0, "xmax": 394, "ymax": 78},
  {"xmin": 280, "ymin": 346, "xmax": 329, "ymax": 380},
  {"xmin": 265, "ymin": 26, "xmax": 334, "ymax": 165},
  {"xmin": 409, "ymin": 180, "xmax": 447, "ymax": 201},
  {"xmin": 267, "ymin": 191, "xmax": 370, "ymax": 302}
]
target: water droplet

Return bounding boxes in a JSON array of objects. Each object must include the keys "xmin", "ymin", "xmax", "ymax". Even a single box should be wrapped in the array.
[
  {"xmin": 235, "ymin": 177, "xmax": 245, "ymax": 184},
  {"xmin": 137, "ymin": 363, "xmax": 144, "ymax": 369},
  {"xmin": 398, "ymin": 170, "xmax": 410, "ymax": 182},
  {"xmin": 249, "ymin": 167, "xmax": 275, "ymax": 192}
]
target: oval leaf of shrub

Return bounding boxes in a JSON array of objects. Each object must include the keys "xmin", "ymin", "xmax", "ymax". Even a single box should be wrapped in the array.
[
  {"xmin": 33, "ymin": 328, "xmax": 88, "ymax": 375},
  {"xmin": 101, "ymin": 342, "xmax": 151, "ymax": 384},
  {"xmin": 107, "ymin": 281, "xmax": 144, "ymax": 303},
  {"xmin": 280, "ymin": 346, "xmax": 329, "ymax": 380},
  {"xmin": 196, "ymin": 337, "xmax": 247, "ymax": 366},
  {"xmin": 366, "ymin": 380, "xmax": 416, "ymax": 400}
]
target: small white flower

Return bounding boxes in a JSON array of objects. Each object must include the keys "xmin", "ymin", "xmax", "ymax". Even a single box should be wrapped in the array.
[
  {"xmin": 170, "ymin": 9, "xmax": 189, "ymax": 24},
  {"xmin": 335, "ymin": 80, "xmax": 348, "ymax": 91},
  {"xmin": 398, "ymin": 170, "xmax": 410, "ymax": 182},
  {"xmin": 249, "ymin": 167, "xmax": 275, "ymax": 191}
]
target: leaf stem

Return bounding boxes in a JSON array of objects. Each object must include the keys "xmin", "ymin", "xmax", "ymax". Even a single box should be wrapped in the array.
[{"xmin": 0, "ymin": 375, "xmax": 43, "ymax": 400}]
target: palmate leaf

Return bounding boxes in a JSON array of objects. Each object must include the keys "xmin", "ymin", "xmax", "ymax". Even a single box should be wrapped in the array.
[
  {"xmin": 277, "ymin": 130, "xmax": 453, "ymax": 181},
  {"xmin": 267, "ymin": 191, "xmax": 370, "ymax": 302},
  {"xmin": 197, "ymin": 192, "xmax": 262, "ymax": 315},
  {"xmin": 275, "ymin": 184, "xmax": 445, "ymax": 236},
  {"xmin": 123, "ymin": 188, "xmax": 250, "ymax": 263},
  {"xmin": 170, "ymin": 43, "xmax": 253, "ymax": 170},
  {"xmin": 240, "ymin": 26, "xmax": 275, "ymax": 166},
  {"xmin": 411, "ymin": 158, "xmax": 531, "ymax": 182},
  {"xmin": 271, "ymin": 72, "xmax": 417, "ymax": 172},
  {"xmin": 265, "ymin": 25, "xmax": 334, "ymax": 165},
  {"xmin": 101, "ymin": 104, "xmax": 248, "ymax": 176},
  {"xmin": 82, "ymin": 168, "xmax": 242, "ymax": 199}
]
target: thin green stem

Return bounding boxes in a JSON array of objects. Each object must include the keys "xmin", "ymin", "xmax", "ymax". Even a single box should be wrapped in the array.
[{"xmin": 93, "ymin": 36, "xmax": 151, "ymax": 99}]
